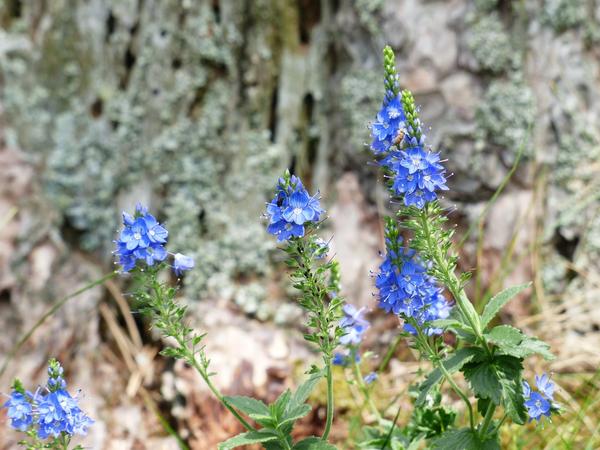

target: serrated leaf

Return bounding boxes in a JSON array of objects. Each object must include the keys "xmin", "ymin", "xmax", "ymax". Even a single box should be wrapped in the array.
[
  {"xmin": 293, "ymin": 437, "xmax": 338, "ymax": 449},
  {"xmin": 280, "ymin": 404, "xmax": 311, "ymax": 427},
  {"xmin": 247, "ymin": 413, "xmax": 278, "ymax": 428},
  {"xmin": 274, "ymin": 389, "xmax": 292, "ymax": 419},
  {"xmin": 224, "ymin": 396, "xmax": 270, "ymax": 417},
  {"xmin": 432, "ymin": 428, "xmax": 500, "ymax": 450},
  {"xmin": 481, "ymin": 283, "xmax": 531, "ymax": 329},
  {"xmin": 463, "ymin": 354, "xmax": 527, "ymax": 424},
  {"xmin": 160, "ymin": 347, "xmax": 181, "ymax": 358},
  {"xmin": 501, "ymin": 336, "xmax": 554, "ymax": 360},
  {"xmin": 217, "ymin": 431, "xmax": 279, "ymax": 450},
  {"xmin": 417, "ymin": 348, "xmax": 481, "ymax": 405},
  {"xmin": 290, "ymin": 371, "xmax": 323, "ymax": 408},
  {"xmin": 485, "ymin": 325, "xmax": 525, "ymax": 348}
]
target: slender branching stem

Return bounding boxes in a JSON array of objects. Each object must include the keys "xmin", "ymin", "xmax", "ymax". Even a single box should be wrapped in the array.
[
  {"xmin": 148, "ymin": 277, "xmax": 255, "ymax": 432},
  {"xmin": 414, "ymin": 325, "xmax": 475, "ymax": 430},
  {"xmin": 378, "ymin": 333, "xmax": 402, "ymax": 374},
  {"xmin": 353, "ymin": 359, "xmax": 382, "ymax": 421}
]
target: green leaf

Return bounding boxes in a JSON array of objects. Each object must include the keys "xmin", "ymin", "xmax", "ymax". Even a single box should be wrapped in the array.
[
  {"xmin": 432, "ymin": 428, "xmax": 500, "ymax": 450},
  {"xmin": 498, "ymin": 335, "xmax": 555, "ymax": 360},
  {"xmin": 416, "ymin": 348, "xmax": 481, "ymax": 405},
  {"xmin": 274, "ymin": 389, "xmax": 292, "ymax": 419},
  {"xmin": 428, "ymin": 319, "xmax": 472, "ymax": 333},
  {"xmin": 463, "ymin": 354, "xmax": 527, "ymax": 424},
  {"xmin": 217, "ymin": 431, "xmax": 279, "ymax": 449},
  {"xmin": 290, "ymin": 371, "xmax": 323, "ymax": 408},
  {"xmin": 481, "ymin": 283, "xmax": 531, "ymax": 329},
  {"xmin": 485, "ymin": 325, "xmax": 525, "ymax": 348},
  {"xmin": 485, "ymin": 324, "xmax": 555, "ymax": 361},
  {"xmin": 224, "ymin": 396, "xmax": 270, "ymax": 416},
  {"xmin": 247, "ymin": 413, "xmax": 278, "ymax": 429},
  {"xmin": 293, "ymin": 437, "xmax": 338, "ymax": 449},
  {"xmin": 280, "ymin": 404, "xmax": 312, "ymax": 427}
]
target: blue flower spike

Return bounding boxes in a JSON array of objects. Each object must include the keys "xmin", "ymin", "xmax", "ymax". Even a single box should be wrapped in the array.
[
  {"xmin": 115, "ymin": 204, "xmax": 169, "ymax": 272},
  {"xmin": 265, "ymin": 172, "xmax": 324, "ymax": 242},
  {"xmin": 2, "ymin": 359, "xmax": 94, "ymax": 442}
]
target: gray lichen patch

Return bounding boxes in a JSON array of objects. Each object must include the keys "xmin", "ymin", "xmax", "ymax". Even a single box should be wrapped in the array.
[
  {"xmin": 475, "ymin": 76, "xmax": 535, "ymax": 160},
  {"xmin": 466, "ymin": 12, "xmax": 515, "ymax": 74}
]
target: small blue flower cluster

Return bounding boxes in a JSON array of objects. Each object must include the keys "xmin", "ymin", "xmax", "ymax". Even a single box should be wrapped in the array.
[
  {"xmin": 370, "ymin": 95, "xmax": 406, "ymax": 154},
  {"xmin": 370, "ymin": 92, "xmax": 448, "ymax": 209},
  {"xmin": 2, "ymin": 360, "xmax": 93, "ymax": 440},
  {"xmin": 115, "ymin": 204, "xmax": 194, "ymax": 275},
  {"xmin": 523, "ymin": 373, "xmax": 556, "ymax": 422},
  {"xmin": 266, "ymin": 175, "xmax": 323, "ymax": 242},
  {"xmin": 333, "ymin": 304, "xmax": 369, "ymax": 367},
  {"xmin": 375, "ymin": 238, "xmax": 451, "ymax": 335}
]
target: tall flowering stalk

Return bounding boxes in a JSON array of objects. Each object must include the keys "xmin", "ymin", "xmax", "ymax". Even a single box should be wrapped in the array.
[
  {"xmin": 265, "ymin": 171, "xmax": 343, "ymax": 441},
  {"xmin": 366, "ymin": 46, "xmax": 560, "ymax": 448}
]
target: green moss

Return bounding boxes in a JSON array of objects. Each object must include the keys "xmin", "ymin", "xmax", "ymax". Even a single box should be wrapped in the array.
[
  {"xmin": 467, "ymin": 13, "xmax": 514, "ymax": 74},
  {"xmin": 475, "ymin": 77, "xmax": 535, "ymax": 157}
]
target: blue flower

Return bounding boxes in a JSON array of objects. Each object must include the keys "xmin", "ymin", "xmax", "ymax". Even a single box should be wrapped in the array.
[
  {"xmin": 364, "ymin": 372, "xmax": 378, "ymax": 384},
  {"xmin": 332, "ymin": 352, "xmax": 360, "ymax": 367},
  {"xmin": 535, "ymin": 373, "xmax": 555, "ymax": 401},
  {"xmin": 339, "ymin": 303, "xmax": 370, "ymax": 346},
  {"xmin": 370, "ymin": 95, "xmax": 406, "ymax": 154},
  {"xmin": 115, "ymin": 204, "xmax": 169, "ymax": 272},
  {"xmin": 391, "ymin": 146, "xmax": 448, "ymax": 209},
  {"xmin": 266, "ymin": 175, "xmax": 323, "ymax": 242},
  {"xmin": 339, "ymin": 323, "xmax": 368, "ymax": 346},
  {"xmin": 3, "ymin": 391, "xmax": 33, "ymax": 431},
  {"xmin": 522, "ymin": 380, "xmax": 532, "ymax": 399},
  {"xmin": 375, "ymin": 241, "xmax": 452, "ymax": 334},
  {"xmin": 339, "ymin": 304, "xmax": 369, "ymax": 329},
  {"xmin": 523, "ymin": 373, "xmax": 558, "ymax": 423},
  {"xmin": 37, "ymin": 392, "xmax": 65, "ymax": 438},
  {"xmin": 524, "ymin": 391, "xmax": 551, "ymax": 422},
  {"xmin": 173, "ymin": 253, "xmax": 195, "ymax": 276},
  {"xmin": 332, "ymin": 353, "xmax": 346, "ymax": 366}
]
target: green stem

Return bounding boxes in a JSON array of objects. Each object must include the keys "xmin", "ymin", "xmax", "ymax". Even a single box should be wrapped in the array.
[
  {"xmin": 414, "ymin": 324, "xmax": 475, "ymax": 430},
  {"xmin": 381, "ymin": 403, "xmax": 402, "ymax": 450},
  {"xmin": 418, "ymin": 209, "xmax": 492, "ymax": 355},
  {"xmin": 479, "ymin": 402, "xmax": 497, "ymax": 439},
  {"xmin": 0, "ymin": 271, "xmax": 118, "ymax": 378},
  {"xmin": 378, "ymin": 333, "xmax": 402, "ymax": 374},
  {"xmin": 353, "ymin": 359, "xmax": 382, "ymax": 421},
  {"xmin": 321, "ymin": 361, "xmax": 334, "ymax": 440}
]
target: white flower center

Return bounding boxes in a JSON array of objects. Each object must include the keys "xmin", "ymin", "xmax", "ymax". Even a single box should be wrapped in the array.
[
  {"xmin": 134, "ymin": 232, "xmax": 141, "ymax": 240},
  {"xmin": 149, "ymin": 229, "xmax": 155, "ymax": 236},
  {"xmin": 294, "ymin": 207, "xmax": 303, "ymax": 215}
]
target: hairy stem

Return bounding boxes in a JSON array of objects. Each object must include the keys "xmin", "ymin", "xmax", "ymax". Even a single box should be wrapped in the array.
[{"xmin": 321, "ymin": 361, "xmax": 334, "ymax": 440}]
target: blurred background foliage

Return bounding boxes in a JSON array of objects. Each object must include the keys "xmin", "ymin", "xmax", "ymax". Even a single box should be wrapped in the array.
[{"xmin": 0, "ymin": 0, "xmax": 599, "ymax": 448}]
